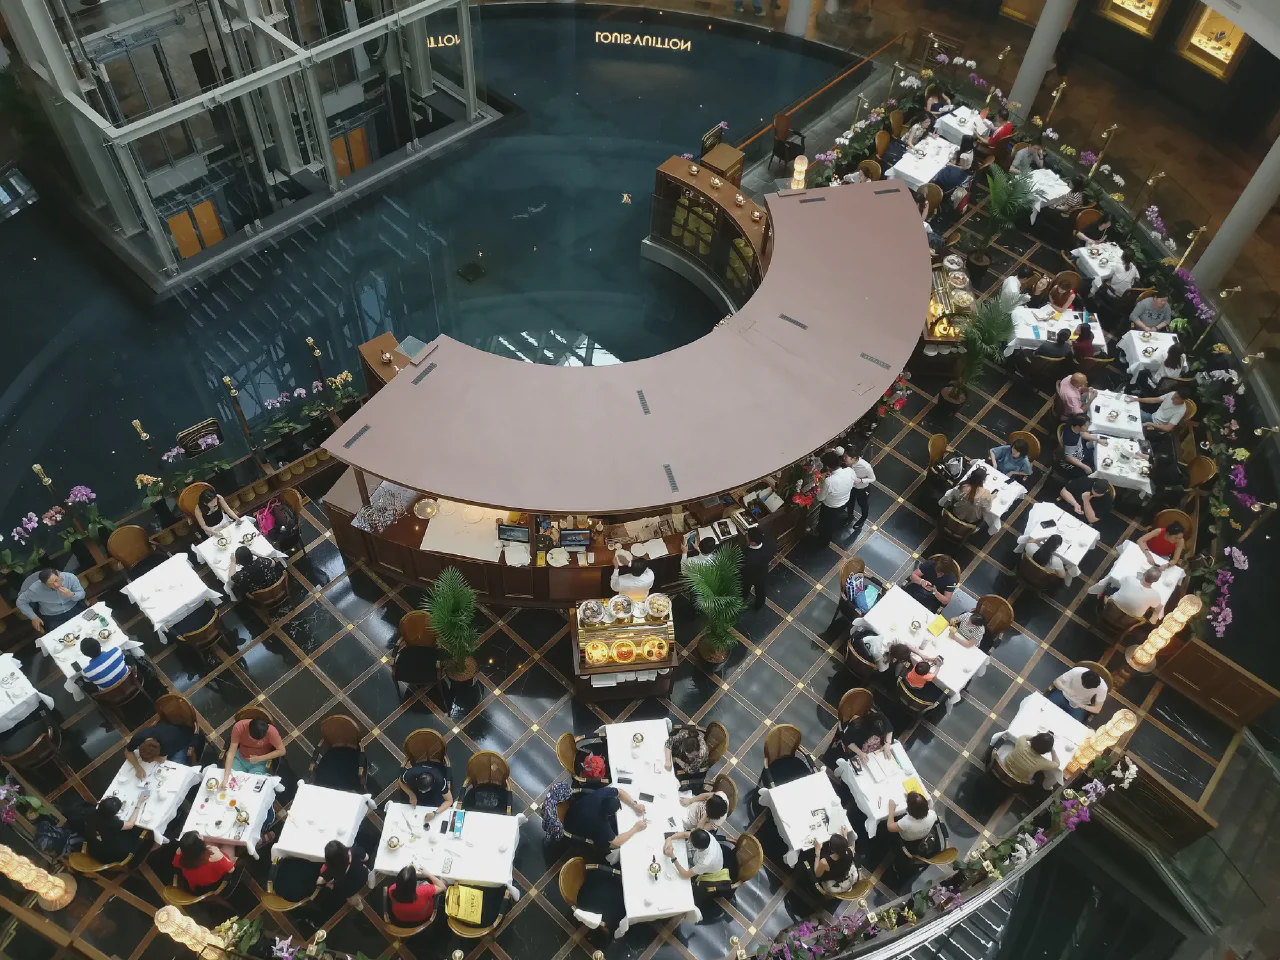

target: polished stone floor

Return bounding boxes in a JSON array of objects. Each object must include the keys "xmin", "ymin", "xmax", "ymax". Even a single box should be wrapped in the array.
[{"xmin": 5, "ymin": 202, "xmax": 1242, "ymax": 960}]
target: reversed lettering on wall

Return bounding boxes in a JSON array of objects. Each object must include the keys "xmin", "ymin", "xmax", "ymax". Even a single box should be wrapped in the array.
[
  {"xmin": 427, "ymin": 34, "xmax": 460, "ymax": 47},
  {"xmin": 594, "ymin": 31, "xmax": 692, "ymax": 51}
]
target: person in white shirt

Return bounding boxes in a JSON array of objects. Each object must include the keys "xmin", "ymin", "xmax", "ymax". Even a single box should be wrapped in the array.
[
  {"xmin": 1001, "ymin": 266, "xmax": 1034, "ymax": 308},
  {"xmin": 816, "ymin": 451, "xmax": 855, "ymax": 543},
  {"xmin": 663, "ymin": 828, "xmax": 723, "ymax": 879},
  {"xmin": 1138, "ymin": 386, "xmax": 1189, "ymax": 434},
  {"xmin": 610, "ymin": 555, "xmax": 654, "ymax": 601},
  {"xmin": 680, "ymin": 791, "xmax": 729, "ymax": 832},
  {"xmin": 842, "ymin": 449, "xmax": 876, "ymax": 525},
  {"xmin": 1049, "ymin": 666, "xmax": 1108, "ymax": 721},
  {"xmin": 1106, "ymin": 566, "xmax": 1164, "ymax": 623},
  {"xmin": 1105, "ymin": 249, "xmax": 1141, "ymax": 297},
  {"xmin": 680, "ymin": 536, "xmax": 717, "ymax": 574},
  {"xmin": 904, "ymin": 116, "xmax": 933, "ymax": 148},
  {"xmin": 887, "ymin": 793, "xmax": 939, "ymax": 855}
]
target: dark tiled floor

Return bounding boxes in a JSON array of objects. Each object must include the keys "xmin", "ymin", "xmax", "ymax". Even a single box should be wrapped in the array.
[{"xmin": 3, "ymin": 205, "xmax": 1242, "ymax": 960}]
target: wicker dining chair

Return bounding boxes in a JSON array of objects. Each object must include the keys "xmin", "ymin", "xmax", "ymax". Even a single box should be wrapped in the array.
[
  {"xmin": 706, "ymin": 771, "xmax": 738, "ymax": 817},
  {"xmin": 555, "ymin": 731, "xmax": 608, "ymax": 785},
  {"xmin": 857, "ymin": 158, "xmax": 881, "ymax": 181},
  {"xmin": 309, "ymin": 714, "xmax": 366, "ymax": 791},
  {"xmin": 0, "ymin": 707, "xmax": 60, "ymax": 774},
  {"xmin": 461, "ymin": 751, "xmax": 511, "ymax": 814},
  {"xmin": 817, "ymin": 867, "xmax": 874, "ymax": 902},
  {"xmin": 1017, "ymin": 551, "xmax": 1065, "ymax": 591},
  {"xmin": 392, "ymin": 610, "xmax": 440, "ymax": 697},
  {"xmin": 68, "ymin": 840, "xmax": 147, "ymax": 876},
  {"xmin": 889, "ymin": 110, "xmax": 905, "ymax": 139},
  {"xmin": 447, "ymin": 886, "xmax": 512, "ymax": 939},
  {"xmin": 381, "ymin": 884, "xmax": 439, "ymax": 938},
  {"xmin": 107, "ymin": 525, "xmax": 154, "ymax": 570},
  {"xmin": 176, "ymin": 482, "xmax": 214, "ymax": 523},
  {"xmin": 261, "ymin": 857, "xmax": 321, "ymax": 912},
  {"xmin": 705, "ymin": 721, "xmax": 729, "ymax": 766},
  {"xmin": 1008, "ymin": 430, "xmax": 1041, "ymax": 463},
  {"xmin": 837, "ymin": 687, "xmax": 873, "ymax": 726},
  {"xmin": 938, "ymin": 508, "xmax": 981, "ymax": 543},
  {"xmin": 154, "ymin": 693, "xmax": 199, "ymax": 730},
  {"xmin": 762, "ymin": 725, "xmax": 815, "ymax": 787},
  {"xmin": 874, "ymin": 130, "xmax": 891, "ymax": 159},
  {"xmin": 246, "ymin": 571, "xmax": 290, "ymax": 615}
]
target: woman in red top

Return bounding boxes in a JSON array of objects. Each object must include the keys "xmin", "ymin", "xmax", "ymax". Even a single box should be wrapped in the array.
[
  {"xmin": 1138, "ymin": 522, "xmax": 1185, "ymax": 566},
  {"xmin": 387, "ymin": 865, "xmax": 444, "ymax": 925},
  {"xmin": 1072, "ymin": 323, "xmax": 1095, "ymax": 360},
  {"xmin": 174, "ymin": 832, "xmax": 236, "ymax": 891}
]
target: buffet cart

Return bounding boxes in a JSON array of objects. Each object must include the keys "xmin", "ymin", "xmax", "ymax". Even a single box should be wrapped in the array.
[
  {"xmin": 570, "ymin": 594, "xmax": 677, "ymax": 702},
  {"xmin": 908, "ymin": 256, "xmax": 975, "ymax": 377}
]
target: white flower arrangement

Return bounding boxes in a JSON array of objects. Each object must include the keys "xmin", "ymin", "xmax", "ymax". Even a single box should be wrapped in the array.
[
  {"xmin": 1044, "ymin": 128, "xmax": 1059, "ymax": 140},
  {"xmin": 1112, "ymin": 174, "xmax": 1125, "ymax": 187},
  {"xmin": 900, "ymin": 75, "xmax": 922, "ymax": 90},
  {"xmin": 841, "ymin": 129, "xmax": 854, "ymax": 139},
  {"xmin": 1109, "ymin": 756, "xmax": 1139, "ymax": 790},
  {"xmin": 854, "ymin": 119, "xmax": 869, "ymax": 132},
  {"xmin": 966, "ymin": 59, "xmax": 977, "ymax": 69},
  {"xmin": 835, "ymin": 136, "xmax": 850, "ymax": 147},
  {"xmin": 1099, "ymin": 163, "xmax": 1112, "ymax": 174},
  {"xmin": 841, "ymin": 173, "xmax": 862, "ymax": 184}
]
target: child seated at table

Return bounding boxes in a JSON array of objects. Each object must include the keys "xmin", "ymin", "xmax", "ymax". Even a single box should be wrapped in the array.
[
  {"xmin": 78, "ymin": 636, "xmax": 129, "ymax": 691},
  {"xmin": 174, "ymin": 831, "xmax": 236, "ymax": 892},
  {"xmin": 387, "ymin": 865, "xmax": 445, "ymax": 925},
  {"xmin": 902, "ymin": 659, "xmax": 945, "ymax": 705}
]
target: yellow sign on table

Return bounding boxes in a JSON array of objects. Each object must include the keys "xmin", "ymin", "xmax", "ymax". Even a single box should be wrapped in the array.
[
  {"xmin": 901, "ymin": 776, "xmax": 924, "ymax": 796},
  {"xmin": 928, "ymin": 615, "xmax": 948, "ymax": 637}
]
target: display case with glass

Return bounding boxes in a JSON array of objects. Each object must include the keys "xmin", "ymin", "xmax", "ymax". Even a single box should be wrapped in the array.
[
  {"xmin": 1096, "ymin": 0, "xmax": 1169, "ymax": 38},
  {"xmin": 1178, "ymin": 3, "xmax": 1248, "ymax": 80}
]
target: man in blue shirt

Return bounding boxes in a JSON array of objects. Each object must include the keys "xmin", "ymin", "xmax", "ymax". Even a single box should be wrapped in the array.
[
  {"xmin": 563, "ymin": 786, "xmax": 648, "ymax": 849},
  {"xmin": 987, "ymin": 438, "xmax": 1033, "ymax": 480},
  {"xmin": 18, "ymin": 569, "xmax": 87, "ymax": 634},
  {"xmin": 78, "ymin": 637, "xmax": 129, "ymax": 690}
]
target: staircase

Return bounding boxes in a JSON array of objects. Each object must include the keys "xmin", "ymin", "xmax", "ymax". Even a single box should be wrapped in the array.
[{"xmin": 895, "ymin": 882, "xmax": 1022, "ymax": 960}]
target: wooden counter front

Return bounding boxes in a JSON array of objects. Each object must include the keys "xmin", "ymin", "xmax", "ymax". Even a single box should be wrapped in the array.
[
  {"xmin": 655, "ymin": 155, "xmax": 770, "ymax": 269},
  {"xmin": 358, "ymin": 332, "xmax": 411, "ymax": 395}
]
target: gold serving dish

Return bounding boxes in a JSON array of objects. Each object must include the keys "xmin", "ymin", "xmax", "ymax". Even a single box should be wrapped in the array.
[
  {"xmin": 642, "ymin": 638, "xmax": 669, "ymax": 662},
  {"xmin": 1140, "ymin": 331, "xmax": 1153, "ymax": 342},
  {"xmin": 584, "ymin": 641, "xmax": 610, "ymax": 667},
  {"xmin": 1088, "ymin": 246, "xmax": 1102, "ymax": 257},
  {"xmin": 241, "ymin": 532, "xmax": 256, "ymax": 545},
  {"xmin": 236, "ymin": 809, "xmax": 250, "ymax": 824},
  {"xmin": 578, "ymin": 600, "xmax": 605, "ymax": 625},
  {"xmin": 646, "ymin": 594, "xmax": 671, "ymax": 619},
  {"xmin": 611, "ymin": 638, "xmax": 638, "ymax": 664},
  {"xmin": 216, "ymin": 536, "xmax": 230, "ymax": 548}
]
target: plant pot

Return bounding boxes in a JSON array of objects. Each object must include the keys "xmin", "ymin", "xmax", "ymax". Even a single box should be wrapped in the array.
[
  {"xmin": 253, "ymin": 480, "xmax": 270, "ymax": 496},
  {"xmin": 317, "ymin": 448, "xmax": 331, "ymax": 461},
  {"xmin": 292, "ymin": 463, "xmax": 307, "ymax": 477},
  {"xmin": 698, "ymin": 639, "xmax": 730, "ymax": 665},
  {"xmin": 151, "ymin": 498, "xmax": 180, "ymax": 528},
  {"xmin": 445, "ymin": 656, "xmax": 479, "ymax": 682},
  {"xmin": 937, "ymin": 385, "xmax": 967, "ymax": 414},
  {"xmin": 226, "ymin": 493, "xmax": 241, "ymax": 511},
  {"xmin": 174, "ymin": 519, "xmax": 191, "ymax": 537},
  {"xmin": 303, "ymin": 454, "xmax": 319, "ymax": 469},
  {"xmin": 964, "ymin": 252, "xmax": 990, "ymax": 288},
  {"xmin": 155, "ymin": 529, "xmax": 175, "ymax": 546},
  {"xmin": 84, "ymin": 565, "xmax": 106, "ymax": 584}
]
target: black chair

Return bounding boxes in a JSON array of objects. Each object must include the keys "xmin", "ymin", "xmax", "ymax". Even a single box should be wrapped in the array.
[
  {"xmin": 308, "ymin": 715, "xmax": 366, "ymax": 791},
  {"xmin": 770, "ymin": 113, "xmax": 805, "ymax": 173},
  {"xmin": 391, "ymin": 610, "xmax": 440, "ymax": 697},
  {"xmin": 762, "ymin": 725, "xmax": 818, "ymax": 788},
  {"xmin": 0, "ymin": 706, "xmax": 61, "ymax": 774},
  {"xmin": 262, "ymin": 857, "xmax": 322, "ymax": 912},
  {"xmin": 460, "ymin": 752, "xmax": 512, "ymax": 814}
]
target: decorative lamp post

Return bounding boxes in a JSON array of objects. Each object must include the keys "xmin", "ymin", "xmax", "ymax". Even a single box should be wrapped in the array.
[
  {"xmin": 1126, "ymin": 596, "xmax": 1202, "ymax": 672},
  {"xmin": 790, "ymin": 156, "xmax": 808, "ymax": 191},
  {"xmin": 154, "ymin": 907, "xmax": 227, "ymax": 959},
  {"xmin": 0, "ymin": 845, "xmax": 77, "ymax": 910},
  {"xmin": 1045, "ymin": 80, "xmax": 1066, "ymax": 124},
  {"xmin": 1087, "ymin": 124, "xmax": 1118, "ymax": 178},
  {"xmin": 1175, "ymin": 226, "xmax": 1208, "ymax": 270},
  {"xmin": 1063, "ymin": 734, "xmax": 1097, "ymax": 779}
]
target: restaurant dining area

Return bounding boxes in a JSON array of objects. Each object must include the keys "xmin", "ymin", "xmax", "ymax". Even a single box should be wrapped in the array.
[{"xmin": 4, "ymin": 1, "xmax": 1280, "ymax": 959}]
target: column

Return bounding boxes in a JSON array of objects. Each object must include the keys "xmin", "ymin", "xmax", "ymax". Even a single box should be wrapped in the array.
[
  {"xmin": 1008, "ymin": 0, "xmax": 1077, "ymax": 123},
  {"xmin": 783, "ymin": 0, "xmax": 813, "ymax": 39},
  {"xmin": 237, "ymin": 0, "xmax": 305, "ymax": 173},
  {"xmin": 405, "ymin": 20, "xmax": 435, "ymax": 98},
  {"xmin": 1193, "ymin": 133, "xmax": 1280, "ymax": 289},
  {"xmin": 302, "ymin": 66, "xmax": 342, "ymax": 190},
  {"xmin": 455, "ymin": 0, "xmax": 479, "ymax": 121},
  {"xmin": 109, "ymin": 141, "xmax": 178, "ymax": 272}
]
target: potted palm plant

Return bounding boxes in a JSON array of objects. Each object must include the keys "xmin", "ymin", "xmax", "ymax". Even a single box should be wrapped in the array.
[
  {"xmin": 937, "ymin": 296, "xmax": 1013, "ymax": 412},
  {"xmin": 959, "ymin": 166, "xmax": 1036, "ymax": 288},
  {"xmin": 420, "ymin": 567, "xmax": 480, "ymax": 682},
  {"xmin": 682, "ymin": 544, "xmax": 746, "ymax": 665}
]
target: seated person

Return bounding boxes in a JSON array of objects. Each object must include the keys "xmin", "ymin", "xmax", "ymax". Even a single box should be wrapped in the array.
[
  {"xmin": 1138, "ymin": 387, "xmax": 1190, "ymax": 435},
  {"xmin": 1009, "ymin": 140, "xmax": 1045, "ymax": 174},
  {"xmin": 1019, "ymin": 534, "xmax": 1070, "ymax": 584},
  {"xmin": 847, "ymin": 622, "xmax": 893, "ymax": 672},
  {"xmin": 564, "ymin": 786, "xmax": 647, "ymax": 849},
  {"xmin": 1057, "ymin": 373, "xmax": 1095, "ymax": 419},
  {"xmin": 1001, "ymin": 266, "xmax": 1035, "ymax": 307},
  {"xmin": 1046, "ymin": 175, "xmax": 1087, "ymax": 212},
  {"xmin": 174, "ymin": 832, "xmax": 236, "ymax": 892},
  {"xmin": 976, "ymin": 107, "xmax": 1012, "ymax": 151},
  {"xmin": 939, "ymin": 468, "xmax": 993, "ymax": 525},
  {"xmin": 823, "ymin": 704, "xmax": 893, "ymax": 768},
  {"xmin": 1060, "ymin": 416, "xmax": 1097, "ymax": 478},
  {"xmin": 1024, "ymin": 271, "xmax": 1054, "ymax": 308},
  {"xmin": 1143, "ymin": 344, "xmax": 1189, "ymax": 395},
  {"xmin": 1105, "ymin": 566, "xmax": 1165, "ymax": 624},
  {"xmin": 387, "ymin": 865, "xmax": 444, "ymax": 926},
  {"xmin": 666, "ymin": 725, "xmax": 710, "ymax": 782},
  {"xmin": 1075, "ymin": 214, "xmax": 1112, "ymax": 246},
  {"xmin": 887, "ymin": 792, "xmax": 939, "ymax": 857},
  {"xmin": 988, "ymin": 439, "xmax": 1032, "ymax": 480},
  {"xmin": 931, "ymin": 157, "xmax": 971, "ymax": 196},
  {"xmin": 1049, "ymin": 666, "xmax": 1108, "ymax": 722},
  {"xmin": 78, "ymin": 636, "xmax": 129, "ymax": 691},
  {"xmin": 195, "ymin": 489, "xmax": 239, "ymax": 536},
  {"xmin": 228, "ymin": 546, "xmax": 284, "ymax": 597},
  {"xmin": 1059, "ymin": 477, "xmax": 1113, "ymax": 525},
  {"xmin": 903, "ymin": 115, "xmax": 933, "ymax": 147},
  {"xmin": 263, "ymin": 500, "xmax": 300, "ymax": 553},
  {"xmin": 1035, "ymin": 328, "xmax": 1073, "ymax": 359},
  {"xmin": 901, "ymin": 658, "xmax": 945, "ymax": 705},
  {"xmin": 18, "ymin": 568, "xmax": 87, "ymax": 634},
  {"xmin": 222, "ymin": 716, "xmax": 285, "ymax": 780},
  {"xmin": 902, "ymin": 556, "xmax": 957, "ymax": 613},
  {"xmin": 1137, "ymin": 521, "xmax": 1185, "ymax": 566},
  {"xmin": 1072, "ymin": 323, "xmax": 1096, "ymax": 360},
  {"xmin": 83, "ymin": 796, "xmax": 147, "ymax": 865},
  {"xmin": 126, "ymin": 722, "xmax": 198, "ymax": 774},
  {"xmin": 1102, "ymin": 250, "xmax": 1141, "ymax": 299},
  {"xmin": 925, "ymin": 88, "xmax": 953, "ymax": 118},
  {"xmin": 812, "ymin": 827, "xmax": 857, "ymax": 894},
  {"xmin": 1047, "ymin": 279, "xmax": 1076, "ymax": 311},
  {"xmin": 662, "ymin": 828, "xmax": 724, "ymax": 881},
  {"xmin": 1129, "ymin": 294, "xmax": 1171, "ymax": 333},
  {"xmin": 947, "ymin": 610, "xmax": 988, "ymax": 650},
  {"xmin": 398, "ymin": 759, "xmax": 453, "ymax": 818},
  {"xmin": 319, "ymin": 840, "xmax": 369, "ymax": 905},
  {"xmin": 680, "ymin": 790, "xmax": 730, "ymax": 833},
  {"xmin": 995, "ymin": 731, "xmax": 1060, "ymax": 785}
]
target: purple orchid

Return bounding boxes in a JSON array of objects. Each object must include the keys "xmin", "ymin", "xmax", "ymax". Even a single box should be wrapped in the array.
[
  {"xmin": 312, "ymin": 380, "xmax": 324, "ymax": 392},
  {"xmin": 162, "ymin": 446, "xmax": 183, "ymax": 463},
  {"xmin": 198, "ymin": 434, "xmax": 221, "ymax": 450},
  {"xmin": 935, "ymin": 53, "xmax": 949, "ymax": 64},
  {"xmin": 1079, "ymin": 151, "xmax": 1098, "ymax": 168},
  {"xmin": 294, "ymin": 387, "xmax": 307, "ymax": 398},
  {"xmin": 66, "ymin": 485, "xmax": 96, "ymax": 505}
]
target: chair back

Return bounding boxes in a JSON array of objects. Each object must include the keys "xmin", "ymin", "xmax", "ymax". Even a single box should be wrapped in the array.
[
  {"xmin": 909, "ymin": 845, "xmax": 959, "ymax": 866},
  {"xmin": 1098, "ymin": 597, "xmax": 1145, "ymax": 637},
  {"xmin": 558, "ymin": 857, "xmax": 586, "ymax": 907},
  {"xmin": 556, "ymin": 732, "xmax": 577, "ymax": 776},
  {"xmin": 889, "ymin": 110, "xmax": 905, "ymax": 139},
  {"xmin": 107, "ymin": 525, "xmax": 152, "ymax": 569},
  {"xmin": 837, "ymin": 687, "xmax": 873, "ymax": 725},
  {"xmin": 837, "ymin": 558, "xmax": 866, "ymax": 589},
  {"xmin": 705, "ymin": 721, "xmax": 729, "ymax": 765},
  {"xmin": 399, "ymin": 610, "xmax": 437, "ymax": 648},
  {"xmin": 974, "ymin": 595, "xmax": 1014, "ymax": 636},
  {"xmin": 845, "ymin": 641, "xmax": 878, "ymax": 681},
  {"xmin": 989, "ymin": 749, "xmax": 1034, "ymax": 788},
  {"xmin": 163, "ymin": 879, "xmax": 227, "ymax": 907},
  {"xmin": 920, "ymin": 183, "xmax": 943, "ymax": 216},
  {"xmin": 828, "ymin": 872, "xmax": 875, "ymax": 901},
  {"xmin": 403, "ymin": 728, "xmax": 448, "ymax": 766},
  {"xmin": 773, "ymin": 113, "xmax": 790, "ymax": 142},
  {"xmin": 710, "ymin": 772, "xmax": 738, "ymax": 815},
  {"xmin": 235, "ymin": 704, "xmax": 271, "ymax": 726},
  {"xmin": 895, "ymin": 676, "xmax": 939, "ymax": 714},
  {"xmin": 939, "ymin": 508, "xmax": 979, "ymax": 542},
  {"xmin": 995, "ymin": 138, "xmax": 1015, "ymax": 170},
  {"xmin": 1182, "ymin": 399, "xmax": 1198, "ymax": 424},
  {"xmin": 874, "ymin": 130, "xmax": 891, "ymax": 158},
  {"xmin": 319, "ymin": 714, "xmax": 363, "ymax": 749},
  {"xmin": 94, "ymin": 666, "xmax": 144, "ymax": 707},
  {"xmin": 1017, "ymin": 551, "xmax": 1061, "ymax": 591},
  {"xmin": 1074, "ymin": 208, "xmax": 1102, "ymax": 234},
  {"xmin": 763, "ymin": 724, "xmax": 803, "ymax": 766},
  {"xmin": 177, "ymin": 482, "xmax": 214, "ymax": 522},
  {"xmin": 735, "ymin": 834, "xmax": 764, "ymax": 885},
  {"xmin": 1009, "ymin": 430, "xmax": 1040, "ymax": 462},
  {"xmin": 857, "ymin": 159, "xmax": 881, "ymax": 181},
  {"xmin": 1076, "ymin": 355, "xmax": 1115, "ymax": 382},
  {"xmin": 247, "ymin": 571, "xmax": 289, "ymax": 610},
  {"xmin": 280, "ymin": 487, "xmax": 304, "ymax": 516},
  {"xmin": 381, "ymin": 887, "xmax": 434, "ymax": 938},
  {"xmin": 466, "ymin": 750, "xmax": 510, "ymax": 787},
  {"xmin": 176, "ymin": 606, "xmax": 221, "ymax": 649},
  {"xmin": 155, "ymin": 694, "xmax": 198, "ymax": 729},
  {"xmin": 1054, "ymin": 270, "xmax": 1082, "ymax": 292},
  {"xmin": 927, "ymin": 433, "xmax": 950, "ymax": 467},
  {"xmin": 1077, "ymin": 659, "xmax": 1114, "ymax": 691},
  {"xmin": 1153, "ymin": 508, "xmax": 1195, "ymax": 553},
  {"xmin": 1188, "ymin": 456, "xmax": 1217, "ymax": 488},
  {"xmin": 1023, "ymin": 354, "xmax": 1069, "ymax": 383}
]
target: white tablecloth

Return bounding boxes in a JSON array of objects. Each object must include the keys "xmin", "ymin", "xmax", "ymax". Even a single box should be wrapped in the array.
[
  {"xmin": 860, "ymin": 585, "xmax": 986, "ymax": 704},
  {"xmin": 917, "ymin": 628, "xmax": 990, "ymax": 705},
  {"xmin": 1006, "ymin": 306, "xmax": 1107, "ymax": 357},
  {"xmin": 103, "ymin": 759, "xmax": 203, "ymax": 838},
  {"xmin": 887, "ymin": 136, "xmax": 959, "ymax": 191},
  {"xmin": 272, "ymin": 783, "xmax": 373, "ymax": 862},
  {"xmin": 1018, "ymin": 502, "xmax": 1099, "ymax": 580},
  {"xmin": 181, "ymin": 765, "xmax": 283, "ymax": 857},
  {"xmin": 759, "ymin": 773, "xmax": 851, "ymax": 867},
  {"xmin": 935, "ymin": 106, "xmax": 990, "ymax": 146},
  {"xmin": 952, "ymin": 460, "xmax": 1026, "ymax": 534},
  {"xmin": 1026, "ymin": 169, "xmax": 1070, "ymax": 223},
  {"xmin": 0, "ymin": 654, "xmax": 55, "ymax": 733},
  {"xmin": 418, "ymin": 500, "xmax": 506, "ymax": 563},
  {"xmin": 1092, "ymin": 437, "xmax": 1153, "ymax": 495},
  {"xmin": 603, "ymin": 718, "xmax": 698, "ymax": 933},
  {"xmin": 121, "ymin": 555, "xmax": 222, "ymax": 638},
  {"xmin": 373, "ymin": 804, "xmax": 522, "ymax": 896},
  {"xmin": 192, "ymin": 518, "xmax": 287, "ymax": 597},
  {"xmin": 991, "ymin": 692, "xmax": 1090, "ymax": 787},
  {"xmin": 38, "ymin": 603, "xmax": 144, "ymax": 701},
  {"xmin": 1073, "ymin": 243, "xmax": 1126, "ymax": 294},
  {"xmin": 834, "ymin": 741, "xmax": 922, "ymax": 836},
  {"xmin": 1088, "ymin": 390, "xmax": 1144, "ymax": 441},
  {"xmin": 1088, "ymin": 541, "xmax": 1185, "ymax": 612},
  {"xmin": 1117, "ymin": 330, "xmax": 1181, "ymax": 383}
]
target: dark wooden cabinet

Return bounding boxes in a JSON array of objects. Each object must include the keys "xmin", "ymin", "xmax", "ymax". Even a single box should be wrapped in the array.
[{"xmin": 1157, "ymin": 640, "xmax": 1280, "ymax": 728}]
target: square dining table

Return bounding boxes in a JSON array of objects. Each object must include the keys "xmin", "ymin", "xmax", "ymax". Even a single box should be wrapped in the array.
[
  {"xmin": 102, "ymin": 758, "xmax": 204, "ymax": 839},
  {"xmin": 835, "ymin": 741, "xmax": 926, "ymax": 836},
  {"xmin": 180, "ymin": 765, "xmax": 284, "ymax": 857},
  {"xmin": 373, "ymin": 804, "xmax": 523, "ymax": 897},
  {"xmin": 0, "ymin": 653, "xmax": 55, "ymax": 733},
  {"xmin": 121, "ymin": 555, "xmax": 222, "ymax": 639},
  {"xmin": 38, "ymin": 602, "xmax": 144, "ymax": 700},
  {"xmin": 271, "ymin": 782, "xmax": 374, "ymax": 862},
  {"xmin": 990, "ymin": 692, "xmax": 1090, "ymax": 787},
  {"xmin": 192, "ymin": 517, "xmax": 287, "ymax": 597},
  {"xmin": 759, "ymin": 772, "xmax": 851, "ymax": 866}
]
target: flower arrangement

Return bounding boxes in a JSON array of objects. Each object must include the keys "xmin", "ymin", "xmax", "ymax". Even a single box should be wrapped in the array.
[
  {"xmin": 1060, "ymin": 144, "xmax": 1076, "ymax": 157},
  {"xmin": 1144, "ymin": 205, "xmax": 1167, "ymax": 237},
  {"xmin": 1044, "ymin": 128, "xmax": 1059, "ymax": 140},
  {"xmin": 161, "ymin": 445, "xmax": 183, "ymax": 463},
  {"xmin": 877, "ymin": 374, "xmax": 910, "ymax": 417},
  {"xmin": 1079, "ymin": 150, "xmax": 1098, "ymax": 167},
  {"xmin": 900, "ymin": 74, "xmax": 922, "ymax": 90},
  {"xmin": 1112, "ymin": 173, "xmax": 1125, "ymax": 187},
  {"xmin": 935, "ymin": 53, "xmax": 949, "ymax": 64}
]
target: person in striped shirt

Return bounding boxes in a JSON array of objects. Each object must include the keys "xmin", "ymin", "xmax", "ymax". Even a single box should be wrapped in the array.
[{"xmin": 78, "ymin": 637, "xmax": 129, "ymax": 690}]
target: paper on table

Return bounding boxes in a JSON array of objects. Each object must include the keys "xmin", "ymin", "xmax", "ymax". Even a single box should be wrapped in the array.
[
  {"xmin": 927, "ymin": 616, "xmax": 948, "ymax": 637},
  {"xmin": 641, "ymin": 538, "xmax": 668, "ymax": 558}
]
